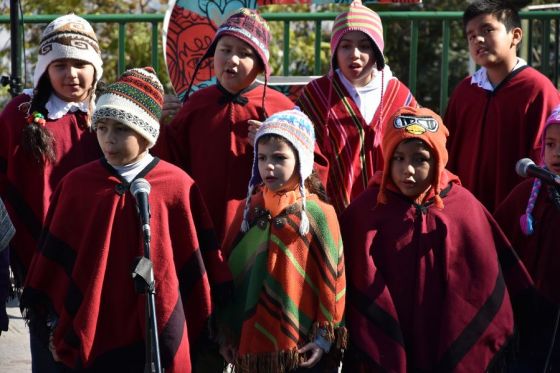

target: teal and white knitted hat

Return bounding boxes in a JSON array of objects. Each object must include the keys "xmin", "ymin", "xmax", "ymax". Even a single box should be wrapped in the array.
[
  {"xmin": 242, "ymin": 108, "xmax": 316, "ymax": 236},
  {"xmin": 93, "ymin": 67, "xmax": 164, "ymax": 148}
]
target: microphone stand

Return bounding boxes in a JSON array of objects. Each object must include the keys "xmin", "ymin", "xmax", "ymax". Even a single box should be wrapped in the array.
[{"xmin": 131, "ymin": 210, "xmax": 163, "ymax": 373}]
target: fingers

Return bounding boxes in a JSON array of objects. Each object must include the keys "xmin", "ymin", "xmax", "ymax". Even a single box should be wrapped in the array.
[
  {"xmin": 161, "ymin": 94, "xmax": 182, "ymax": 124},
  {"xmin": 247, "ymin": 120, "xmax": 263, "ymax": 146},
  {"xmin": 298, "ymin": 342, "xmax": 324, "ymax": 368}
]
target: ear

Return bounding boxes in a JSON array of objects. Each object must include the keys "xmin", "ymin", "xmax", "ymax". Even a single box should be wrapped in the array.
[{"xmin": 511, "ymin": 26, "xmax": 523, "ymax": 47}]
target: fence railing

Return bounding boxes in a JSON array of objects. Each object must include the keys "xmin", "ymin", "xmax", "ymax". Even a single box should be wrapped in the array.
[{"xmin": 1, "ymin": 10, "xmax": 559, "ymax": 110}]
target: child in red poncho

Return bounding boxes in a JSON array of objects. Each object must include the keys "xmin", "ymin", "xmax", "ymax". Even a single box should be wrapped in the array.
[
  {"xmin": 154, "ymin": 8, "xmax": 294, "ymax": 243},
  {"xmin": 296, "ymin": 0, "xmax": 417, "ymax": 215},
  {"xmin": 444, "ymin": 0, "xmax": 560, "ymax": 211},
  {"xmin": 21, "ymin": 67, "xmax": 229, "ymax": 372},
  {"xmin": 494, "ymin": 106, "xmax": 560, "ymax": 372},
  {"xmin": 220, "ymin": 109, "xmax": 346, "ymax": 372},
  {"xmin": 341, "ymin": 106, "xmax": 531, "ymax": 372}
]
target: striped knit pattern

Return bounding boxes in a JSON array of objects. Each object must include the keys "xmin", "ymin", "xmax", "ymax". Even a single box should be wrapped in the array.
[
  {"xmin": 226, "ymin": 192, "xmax": 346, "ymax": 372},
  {"xmin": 297, "ymin": 74, "xmax": 416, "ymax": 214},
  {"xmin": 93, "ymin": 67, "xmax": 164, "ymax": 148},
  {"xmin": 331, "ymin": 0, "xmax": 384, "ymax": 70}
]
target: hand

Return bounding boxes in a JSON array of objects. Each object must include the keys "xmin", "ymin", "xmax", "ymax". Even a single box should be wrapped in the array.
[
  {"xmin": 219, "ymin": 342, "xmax": 237, "ymax": 365},
  {"xmin": 298, "ymin": 342, "xmax": 324, "ymax": 368},
  {"xmin": 161, "ymin": 94, "xmax": 182, "ymax": 124},
  {"xmin": 247, "ymin": 119, "xmax": 263, "ymax": 146}
]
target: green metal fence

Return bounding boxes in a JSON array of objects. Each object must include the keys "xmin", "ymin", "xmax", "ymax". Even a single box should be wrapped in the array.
[{"xmin": 1, "ymin": 10, "xmax": 559, "ymax": 110}]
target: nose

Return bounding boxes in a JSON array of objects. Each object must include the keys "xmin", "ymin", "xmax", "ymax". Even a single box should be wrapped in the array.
[
  {"xmin": 352, "ymin": 47, "xmax": 360, "ymax": 58},
  {"xmin": 403, "ymin": 164, "xmax": 415, "ymax": 176},
  {"xmin": 229, "ymin": 54, "xmax": 240, "ymax": 65}
]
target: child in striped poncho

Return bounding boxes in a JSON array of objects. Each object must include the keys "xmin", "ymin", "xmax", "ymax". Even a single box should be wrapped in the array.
[{"xmin": 220, "ymin": 109, "xmax": 346, "ymax": 372}]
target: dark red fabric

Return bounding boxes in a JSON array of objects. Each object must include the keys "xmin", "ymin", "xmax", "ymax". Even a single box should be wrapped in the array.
[
  {"xmin": 153, "ymin": 84, "xmax": 294, "ymax": 243},
  {"xmin": 22, "ymin": 159, "xmax": 217, "ymax": 371},
  {"xmin": 0, "ymin": 94, "xmax": 101, "ymax": 279},
  {"xmin": 495, "ymin": 179, "xmax": 560, "ymax": 304},
  {"xmin": 444, "ymin": 67, "xmax": 560, "ymax": 212},
  {"xmin": 341, "ymin": 171, "xmax": 532, "ymax": 372}
]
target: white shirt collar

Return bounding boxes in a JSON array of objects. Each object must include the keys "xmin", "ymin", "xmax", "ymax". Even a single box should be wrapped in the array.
[
  {"xmin": 22, "ymin": 88, "xmax": 92, "ymax": 120},
  {"xmin": 110, "ymin": 153, "xmax": 154, "ymax": 183},
  {"xmin": 470, "ymin": 58, "xmax": 527, "ymax": 91}
]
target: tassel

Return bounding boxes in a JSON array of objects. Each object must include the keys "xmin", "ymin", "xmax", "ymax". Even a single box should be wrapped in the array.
[{"xmin": 520, "ymin": 213, "xmax": 534, "ymax": 235}]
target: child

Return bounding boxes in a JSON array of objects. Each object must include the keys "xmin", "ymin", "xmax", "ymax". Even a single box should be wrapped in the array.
[
  {"xmin": 341, "ymin": 106, "xmax": 531, "ymax": 372},
  {"xmin": 296, "ymin": 0, "xmax": 417, "ymax": 215},
  {"xmin": 0, "ymin": 13, "xmax": 103, "ymax": 290},
  {"xmin": 444, "ymin": 0, "xmax": 560, "ymax": 212},
  {"xmin": 21, "ymin": 67, "xmax": 228, "ymax": 371},
  {"xmin": 155, "ymin": 8, "xmax": 294, "ymax": 243},
  {"xmin": 494, "ymin": 107, "xmax": 560, "ymax": 371},
  {"xmin": 220, "ymin": 109, "xmax": 346, "ymax": 372}
]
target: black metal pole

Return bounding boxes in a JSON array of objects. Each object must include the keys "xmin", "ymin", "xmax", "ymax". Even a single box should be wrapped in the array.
[
  {"xmin": 143, "ymin": 236, "xmax": 162, "ymax": 373},
  {"xmin": 9, "ymin": 0, "xmax": 23, "ymax": 97}
]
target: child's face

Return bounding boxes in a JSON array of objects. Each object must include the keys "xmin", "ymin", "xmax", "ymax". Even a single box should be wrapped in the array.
[
  {"xmin": 544, "ymin": 124, "xmax": 560, "ymax": 175},
  {"xmin": 47, "ymin": 59, "xmax": 95, "ymax": 102},
  {"xmin": 390, "ymin": 139, "xmax": 435, "ymax": 203},
  {"xmin": 96, "ymin": 119, "xmax": 149, "ymax": 167},
  {"xmin": 214, "ymin": 35, "xmax": 262, "ymax": 94},
  {"xmin": 335, "ymin": 31, "xmax": 376, "ymax": 87},
  {"xmin": 257, "ymin": 138, "xmax": 299, "ymax": 193},
  {"xmin": 465, "ymin": 13, "xmax": 521, "ymax": 70}
]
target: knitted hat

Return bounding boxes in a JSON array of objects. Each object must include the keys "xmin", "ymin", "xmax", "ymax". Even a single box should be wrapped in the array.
[
  {"xmin": 242, "ymin": 109, "xmax": 316, "ymax": 236},
  {"xmin": 331, "ymin": 0, "xmax": 385, "ymax": 71},
  {"xmin": 34, "ymin": 14, "xmax": 103, "ymax": 88},
  {"xmin": 93, "ymin": 67, "xmax": 164, "ymax": 148},
  {"xmin": 194, "ymin": 8, "xmax": 270, "ymax": 80},
  {"xmin": 520, "ymin": 105, "xmax": 560, "ymax": 235},
  {"xmin": 378, "ymin": 106, "xmax": 449, "ymax": 208}
]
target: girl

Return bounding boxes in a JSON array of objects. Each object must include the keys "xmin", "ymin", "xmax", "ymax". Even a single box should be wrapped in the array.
[
  {"xmin": 220, "ymin": 109, "xmax": 346, "ymax": 372},
  {"xmin": 0, "ymin": 14, "xmax": 103, "ymax": 372},
  {"xmin": 296, "ymin": 0, "xmax": 417, "ymax": 214},
  {"xmin": 494, "ymin": 106, "xmax": 560, "ymax": 371},
  {"xmin": 0, "ymin": 14, "xmax": 103, "ymax": 288},
  {"xmin": 341, "ymin": 106, "xmax": 531, "ymax": 372}
]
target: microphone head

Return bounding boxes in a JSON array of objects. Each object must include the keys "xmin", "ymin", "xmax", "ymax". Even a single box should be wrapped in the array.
[
  {"xmin": 130, "ymin": 178, "xmax": 151, "ymax": 197},
  {"xmin": 515, "ymin": 158, "xmax": 535, "ymax": 178}
]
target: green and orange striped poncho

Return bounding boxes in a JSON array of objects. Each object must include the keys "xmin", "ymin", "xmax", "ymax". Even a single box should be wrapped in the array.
[{"xmin": 222, "ymin": 188, "xmax": 346, "ymax": 372}]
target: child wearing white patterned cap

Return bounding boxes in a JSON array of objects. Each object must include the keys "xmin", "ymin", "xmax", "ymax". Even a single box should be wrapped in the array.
[
  {"xmin": 219, "ymin": 109, "xmax": 346, "ymax": 372},
  {"xmin": 0, "ymin": 14, "xmax": 104, "ymax": 371}
]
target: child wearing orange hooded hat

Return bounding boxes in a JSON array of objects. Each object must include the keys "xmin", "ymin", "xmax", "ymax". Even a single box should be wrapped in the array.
[{"xmin": 340, "ymin": 106, "xmax": 531, "ymax": 372}]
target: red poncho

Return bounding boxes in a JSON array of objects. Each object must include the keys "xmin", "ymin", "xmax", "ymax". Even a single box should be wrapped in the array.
[
  {"xmin": 0, "ymin": 94, "xmax": 101, "ymax": 281},
  {"xmin": 494, "ymin": 179, "xmax": 560, "ymax": 304},
  {"xmin": 22, "ymin": 158, "xmax": 223, "ymax": 371},
  {"xmin": 341, "ymin": 171, "xmax": 531, "ymax": 372},
  {"xmin": 444, "ymin": 66, "xmax": 560, "ymax": 212},
  {"xmin": 154, "ymin": 84, "xmax": 294, "ymax": 242},
  {"xmin": 296, "ymin": 73, "xmax": 417, "ymax": 214}
]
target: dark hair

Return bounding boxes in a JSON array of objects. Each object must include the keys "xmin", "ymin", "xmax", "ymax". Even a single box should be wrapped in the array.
[
  {"xmin": 21, "ymin": 74, "xmax": 56, "ymax": 163},
  {"xmin": 463, "ymin": 0, "xmax": 529, "ymax": 32},
  {"xmin": 257, "ymin": 134, "xmax": 329, "ymax": 202}
]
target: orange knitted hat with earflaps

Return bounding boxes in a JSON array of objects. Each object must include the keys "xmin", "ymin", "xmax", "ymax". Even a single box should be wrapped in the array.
[{"xmin": 378, "ymin": 106, "xmax": 450, "ymax": 208}]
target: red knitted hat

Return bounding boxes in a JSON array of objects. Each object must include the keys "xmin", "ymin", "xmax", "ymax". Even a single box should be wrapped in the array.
[
  {"xmin": 330, "ymin": 0, "xmax": 385, "ymax": 71},
  {"xmin": 203, "ymin": 8, "xmax": 271, "ymax": 78},
  {"xmin": 378, "ymin": 106, "xmax": 449, "ymax": 208}
]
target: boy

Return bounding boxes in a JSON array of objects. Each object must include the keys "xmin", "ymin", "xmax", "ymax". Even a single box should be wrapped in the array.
[
  {"xmin": 22, "ymin": 68, "xmax": 229, "ymax": 371},
  {"xmin": 341, "ymin": 106, "xmax": 531, "ymax": 372},
  {"xmin": 444, "ymin": 0, "xmax": 560, "ymax": 212},
  {"xmin": 155, "ymin": 8, "xmax": 294, "ymax": 243}
]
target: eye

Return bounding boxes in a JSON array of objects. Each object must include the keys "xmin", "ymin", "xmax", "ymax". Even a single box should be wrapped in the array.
[
  {"xmin": 392, "ymin": 155, "xmax": 403, "ymax": 161},
  {"xmin": 257, "ymin": 155, "xmax": 266, "ymax": 161}
]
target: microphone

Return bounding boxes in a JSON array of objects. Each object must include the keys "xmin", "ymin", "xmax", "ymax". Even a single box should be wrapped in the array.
[
  {"xmin": 130, "ymin": 178, "xmax": 152, "ymax": 240},
  {"xmin": 515, "ymin": 158, "xmax": 560, "ymax": 186}
]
